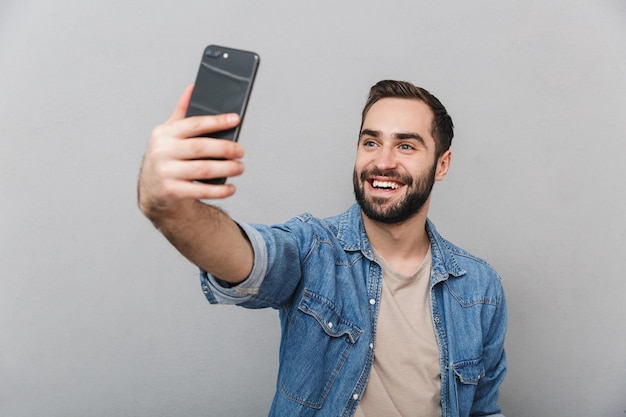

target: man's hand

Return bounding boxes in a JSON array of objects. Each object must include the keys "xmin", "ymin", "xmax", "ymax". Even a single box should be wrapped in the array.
[
  {"xmin": 138, "ymin": 85, "xmax": 245, "ymax": 219},
  {"xmin": 136, "ymin": 86, "xmax": 254, "ymax": 283}
]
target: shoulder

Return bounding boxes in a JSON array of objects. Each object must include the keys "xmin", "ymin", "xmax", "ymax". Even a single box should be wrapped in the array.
[
  {"xmin": 244, "ymin": 209, "xmax": 347, "ymax": 250},
  {"xmin": 427, "ymin": 220, "xmax": 505, "ymax": 302},
  {"xmin": 443, "ymin": 238, "xmax": 499, "ymax": 276},
  {"xmin": 285, "ymin": 204, "xmax": 360, "ymax": 239}
]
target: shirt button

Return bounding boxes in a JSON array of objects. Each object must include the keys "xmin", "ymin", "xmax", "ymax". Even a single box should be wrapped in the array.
[
  {"xmin": 369, "ymin": 343, "xmax": 374, "ymax": 349},
  {"xmin": 328, "ymin": 322, "xmax": 333, "ymax": 329},
  {"xmin": 434, "ymin": 316, "xmax": 441, "ymax": 324},
  {"xmin": 369, "ymin": 298, "xmax": 375, "ymax": 305},
  {"xmin": 202, "ymin": 285, "xmax": 209, "ymax": 293},
  {"xmin": 353, "ymin": 393, "xmax": 359, "ymax": 400}
]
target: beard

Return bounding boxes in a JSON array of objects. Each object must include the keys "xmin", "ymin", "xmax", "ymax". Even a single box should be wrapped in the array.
[{"xmin": 353, "ymin": 160, "xmax": 437, "ymax": 225}]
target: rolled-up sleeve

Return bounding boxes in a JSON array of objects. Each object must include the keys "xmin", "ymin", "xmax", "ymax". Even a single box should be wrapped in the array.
[{"xmin": 199, "ymin": 222, "xmax": 268, "ymax": 305}]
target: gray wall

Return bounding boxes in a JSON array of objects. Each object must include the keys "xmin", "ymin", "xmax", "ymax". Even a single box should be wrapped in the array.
[{"xmin": 2, "ymin": 1, "xmax": 625, "ymax": 416}]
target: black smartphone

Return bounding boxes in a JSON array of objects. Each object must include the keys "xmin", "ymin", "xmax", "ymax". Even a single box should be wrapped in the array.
[{"xmin": 186, "ymin": 45, "xmax": 260, "ymax": 184}]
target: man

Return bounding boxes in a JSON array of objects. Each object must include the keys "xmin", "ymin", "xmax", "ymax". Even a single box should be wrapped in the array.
[{"xmin": 138, "ymin": 80, "xmax": 507, "ymax": 417}]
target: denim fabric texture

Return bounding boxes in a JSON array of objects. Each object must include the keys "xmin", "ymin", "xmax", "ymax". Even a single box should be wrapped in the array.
[{"xmin": 200, "ymin": 203, "xmax": 507, "ymax": 417}]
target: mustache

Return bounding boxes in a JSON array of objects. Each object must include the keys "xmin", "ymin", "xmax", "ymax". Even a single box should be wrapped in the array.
[{"xmin": 359, "ymin": 168, "xmax": 413, "ymax": 186}]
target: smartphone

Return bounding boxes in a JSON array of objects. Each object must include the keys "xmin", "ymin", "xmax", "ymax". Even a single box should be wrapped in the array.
[{"xmin": 185, "ymin": 45, "xmax": 260, "ymax": 184}]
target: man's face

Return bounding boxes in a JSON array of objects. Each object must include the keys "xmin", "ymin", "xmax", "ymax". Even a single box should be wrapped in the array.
[{"xmin": 353, "ymin": 97, "xmax": 440, "ymax": 224}]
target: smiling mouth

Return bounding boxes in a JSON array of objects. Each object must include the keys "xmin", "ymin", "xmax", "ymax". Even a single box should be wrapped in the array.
[{"xmin": 370, "ymin": 179, "xmax": 402, "ymax": 190}]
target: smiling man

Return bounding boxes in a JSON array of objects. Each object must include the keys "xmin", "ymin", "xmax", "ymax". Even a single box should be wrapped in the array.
[{"xmin": 138, "ymin": 80, "xmax": 507, "ymax": 417}]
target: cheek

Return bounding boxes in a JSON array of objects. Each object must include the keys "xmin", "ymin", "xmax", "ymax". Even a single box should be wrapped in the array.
[{"xmin": 354, "ymin": 153, "xmax": 370, "ymax": 172}]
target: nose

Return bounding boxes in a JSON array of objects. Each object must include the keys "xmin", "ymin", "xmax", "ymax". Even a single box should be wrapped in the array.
[{"xmin": 374, "ymin": 145, "xmax": 397, "ymax": 171}]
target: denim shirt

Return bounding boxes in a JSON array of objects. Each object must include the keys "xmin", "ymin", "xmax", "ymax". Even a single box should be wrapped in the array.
[{"xmin": 200, "ymin": 204, "xmax": 507, "ymax": 417}]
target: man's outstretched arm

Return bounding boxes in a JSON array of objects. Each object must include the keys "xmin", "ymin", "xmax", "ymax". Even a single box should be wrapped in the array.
[{"xmin": 137, "ymin": 86, "xmax": 253, "ymax": 284}]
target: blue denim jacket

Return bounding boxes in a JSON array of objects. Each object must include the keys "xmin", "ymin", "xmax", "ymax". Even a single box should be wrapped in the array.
[{"xmin": 200, "ymin": 204, "xmax": 507, "ymax": 417}]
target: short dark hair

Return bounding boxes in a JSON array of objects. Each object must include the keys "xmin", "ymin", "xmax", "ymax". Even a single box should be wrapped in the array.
[{"xmin": 361, "ymin": 80, "xmax": 454, "ymax": 157}]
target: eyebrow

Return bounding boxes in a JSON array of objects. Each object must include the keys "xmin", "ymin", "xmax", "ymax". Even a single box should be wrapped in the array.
[{"xmin": 360, "ymin": 129, "xmax": 427, "ymax": 147}]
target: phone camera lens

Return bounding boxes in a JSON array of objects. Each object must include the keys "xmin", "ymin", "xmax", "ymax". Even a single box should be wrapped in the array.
[{"xmin": 205, "ymin": 49, "xmax": 222, "ymax": 58}]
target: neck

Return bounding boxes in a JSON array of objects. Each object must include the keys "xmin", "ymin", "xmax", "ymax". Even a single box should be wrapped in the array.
[{"xmin": 362, "ymin": 201, "xmax": 431, "ymax": 275}]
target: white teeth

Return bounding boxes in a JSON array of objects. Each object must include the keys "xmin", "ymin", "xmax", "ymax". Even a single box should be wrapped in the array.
[{"xmin": 372, "ymin": 180, "xmax": 400, "ymax": 190}]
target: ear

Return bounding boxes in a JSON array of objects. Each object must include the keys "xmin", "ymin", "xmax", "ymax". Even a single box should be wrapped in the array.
[{"xmin": 435, "ymin": 150, "xmax": 452, "ymax": 181}]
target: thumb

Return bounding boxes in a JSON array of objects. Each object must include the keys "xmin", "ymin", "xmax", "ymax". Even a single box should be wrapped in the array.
[{"xmin": 166, "ymin": 84, "xmax": 194, "ymax": 123}]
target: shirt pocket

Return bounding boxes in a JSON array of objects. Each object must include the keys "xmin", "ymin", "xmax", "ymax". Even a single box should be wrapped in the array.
[
  {"xmin": 279, "ymin": 290, "xmax": 362, "ymax": 409},
  {"xmin": 451, "ymin": 358, "xmax": 485, "ymax": 415},
  {"xmin": 452, "ymin": 358, "xmax": 485, "ymax": 385}
]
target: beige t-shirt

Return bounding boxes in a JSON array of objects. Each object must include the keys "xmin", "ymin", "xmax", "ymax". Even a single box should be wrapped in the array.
[{"xmin": 354, "ymin": 247, "xmax": 441, "ymax": 417}]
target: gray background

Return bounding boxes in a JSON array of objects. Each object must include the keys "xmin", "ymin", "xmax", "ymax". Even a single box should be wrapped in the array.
[{"xmin": 2, "ymin": 1, "xmax": 625, "ymax": 416}]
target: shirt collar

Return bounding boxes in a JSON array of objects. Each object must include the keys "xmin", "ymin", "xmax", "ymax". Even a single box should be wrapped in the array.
[{"xmin": 334, "ymin": 204, "xmax": 466, "ymax": 280}]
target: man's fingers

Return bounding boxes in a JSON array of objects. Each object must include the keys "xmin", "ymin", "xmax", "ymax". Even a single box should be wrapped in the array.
[
  {"xmin": 146, "ymin": 178, "xmax": 238, "ymax": 209},
  {"xmin": 139, "ymin": 90, "xmax": 245, "ymax": 211},
  {"xmin": 167, "ymin": 137, "xmax": 245, "ymax": 161},
  {"xmin": 167, "ymin": 85, "xmax": 194, "ymax": 123},
  {"xmin": 164, "ymin": 85, "xmax": 242, "ymax": 138},
  {"xmin": 170, "ymin": 180, "xmax": 239, "ymax": 200},
  {"xmin": 160, "ymin": 159, "xmax": 245, "ymax": 182},
  {"xmin": 169, "ymin": 113, "xmax": 241, "ymax": 139}
]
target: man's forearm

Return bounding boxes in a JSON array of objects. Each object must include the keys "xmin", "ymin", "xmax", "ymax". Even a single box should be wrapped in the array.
[{"xmin": 149, "ymin": 200, "xmax": 254, "ymax": 284}]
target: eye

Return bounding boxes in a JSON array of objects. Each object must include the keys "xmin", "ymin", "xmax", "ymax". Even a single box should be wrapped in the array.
[
  {"xmin": 399, "ymin": 143, "xmax": 415, "ymax": 151},
  {"xmin": 362, "ymin": 140, "xmax": 378, "ymax": 148}
]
